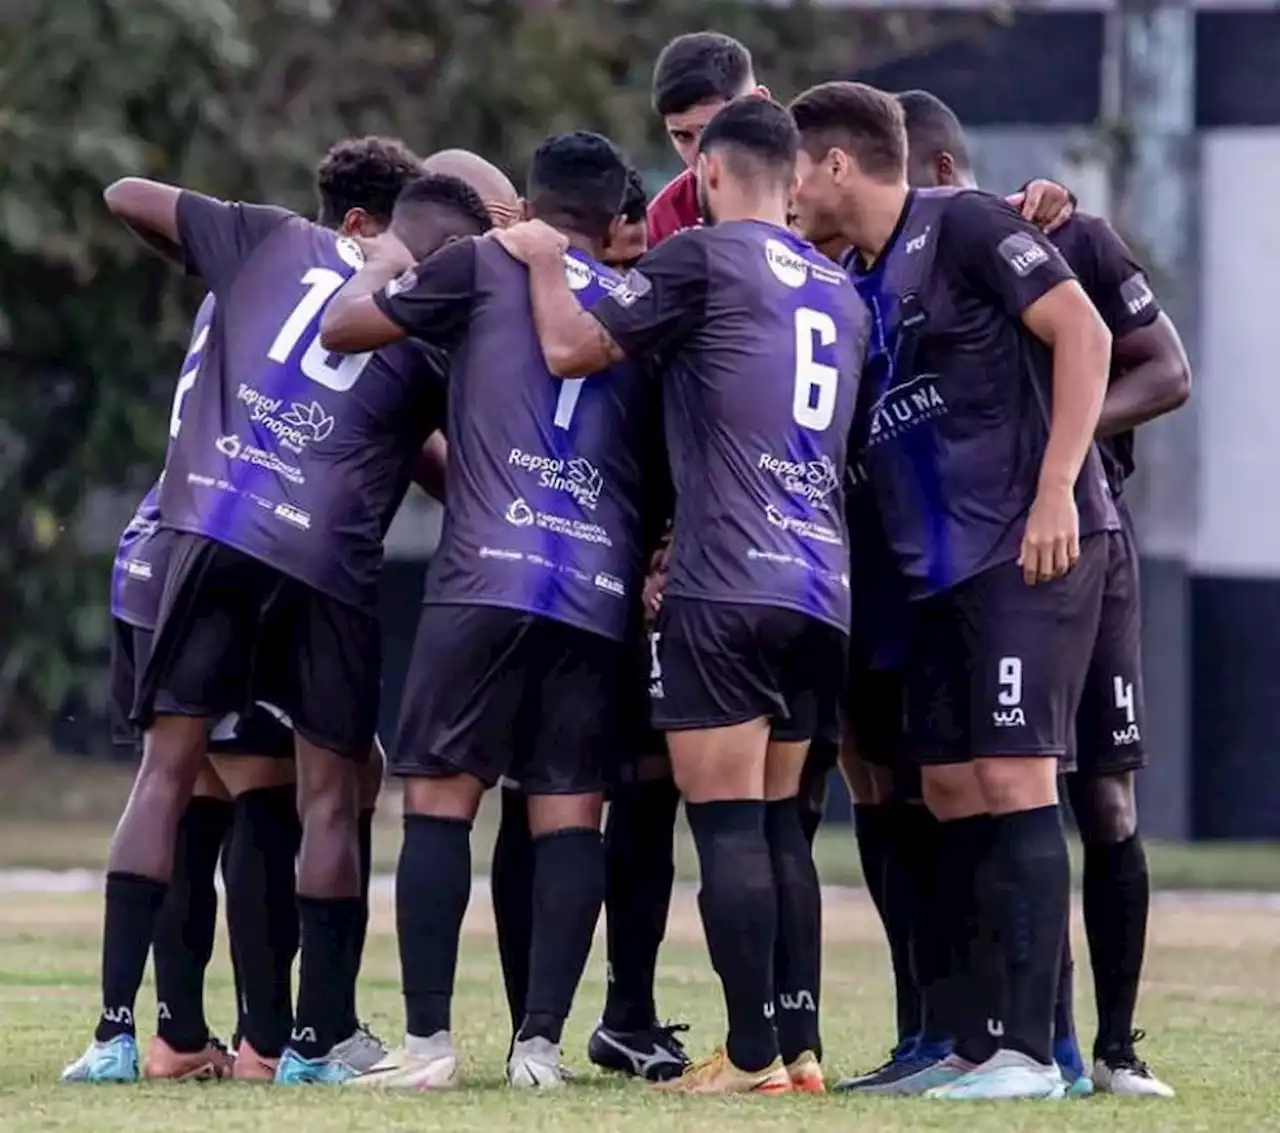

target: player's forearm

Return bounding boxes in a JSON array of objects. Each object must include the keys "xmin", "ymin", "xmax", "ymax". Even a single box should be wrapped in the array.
[
  {"xmin": 103, "ymin": 178, "xmax": 183, "ymax": 262},
  {"xmin": 1097, "ymin": 319, "xmax": 1191, "ymax": 438},
  {"xmin": 320, "ymin": 265, "xmax": 404, "ymax": 352},
  {"xmin": 526, "ymin": 256, "xmax": 618, "ymax": 378},
  {"xmin": 1039, "ymin": 316, "xmax": 1112, "ymax": 491}
]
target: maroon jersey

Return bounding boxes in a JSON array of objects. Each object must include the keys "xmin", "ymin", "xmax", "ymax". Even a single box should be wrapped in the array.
[
  {"xmin": 646, "ymin": 169, "xmax": 700, "ymax": 246},
  {"xmin": 374, "ymin": 240, "xmax": 658, "ymax": 642},
  {"xmin": 593, "ymin": 222, "xmax": 868, "ymax": 633},
  {"xmin": 1049, "ymin": 212, "xmax": 1162, "ymax": 492},
  {"xmin": 850, "ymin": 189, "xmax": 1118, "ymax": 597},
  {"xmin": 160, "ymin": 192, "xmax": 446, "ymax": 612}
]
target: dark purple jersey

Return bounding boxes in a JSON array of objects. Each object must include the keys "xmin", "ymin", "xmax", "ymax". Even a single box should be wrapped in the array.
[
  {"xmin": 1049, "ymin": 212, "xmax": 1162, "ymax": 493},
  {"xmin": 159, "ymin": 193, "xmax": 446, "ymax": 611},
  {"xmin": 592, "ymin": 222, "xmax": 867, "ymax": 633},
  {"xmin": 850, "ymin": 189, "xmax": 1118, "ymax": 598},
  {"xmin": 373, "ymin": 240, "xmax": 656, "ymax": 642},
  {"xmin": 111, "ymin": 294, "xmax": 216, "ymax": 629}
]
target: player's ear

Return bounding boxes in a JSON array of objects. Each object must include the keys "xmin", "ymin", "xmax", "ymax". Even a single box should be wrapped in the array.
[
  {"xmin": 752, "ymin": 84, "xmax": 771, "ymax": 101},
  {"xmin": 696, "ymin": 151, "xmax": 714, "ymax": 191},
  {"xmin": 341, "ymin": 207, "xmax": 380, "ymax": 238},
  {"xmin": 937, "ymin": 152, "xmax": 956, "ymax": 187},
  {"xmin": 605, "ymin": 214, "xmax": 626, "ymax": 253},
  {"xmin": 519, "ymin": 197, "xmax": 532, "ymax": 222}
]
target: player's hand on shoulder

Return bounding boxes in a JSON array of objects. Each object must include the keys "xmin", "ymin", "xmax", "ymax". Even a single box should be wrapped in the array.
[
  {"xmin": 491, "ymin": 218, "xmax": 568, "ymax": 266},
  {"xmin": 356, "ymin": 229, "xmax": 414, "ymax": 273},
  {"xmin": 1007, "ymin": 179, "xmax": 1075, "ymax": 234},
  {"xmin": 1018, "ymin": 482, "xmax": 1080, "ymax": 585},
  {"xmin": 485, "ymin": 198, "xmax": 524, "ymax": 230}
]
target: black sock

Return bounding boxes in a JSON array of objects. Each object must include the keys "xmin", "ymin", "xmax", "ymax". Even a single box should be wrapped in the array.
[
  {"xmin": 519, "ymin": 827, "xmax": 605, "ymax": 1045},
  {"xmin": 883, "ymin": 802, "xmax": 924, "ymax": 1044},
  {"xmin": 223, "ymin": 786, "xmax": 301, "ymax": 1058},
  {"xmin": 935, "ymin": 814, "xmax": 998, "ymax": 1064},
  {"xmin": 687, "ymin": 800, "xmax": 778, "ymax": 1073},
  {"xmin": 153, "ymin": 796, "xmax": 232, "ymax": 1051},
  {"xmin": 293, "ymin": 896, "xmax": 363, "ymax": 1059},
  {"xmin": 765, "ymin": 798, "xmax": 822, "ymax": 1064},
  {"xmin": 853, "ymin": 803, "xmax": 892, "ymax": 928},
  {"xmin": 1083, "ymin": 834, "xmax": 1149, "ymax": 1059},
  {"xmin": 1054, "ymin": 926, "xmax": 1076, "ymax": 1047},
  {"xmin": 397, "ymin": 814, "xmax": 471, "ymax": 1039},
  {"xmin": 96, "ymin": 872, "xmax": 168, "ymax": 1042},
  {"xmin": 989, "ymin": 806, "xmax": 1069, "ymax": 1066},
  {"xmin": 347, "ymin": 807, "xmax": 375, "ymax": 1030},
  {"xmin": 899, "ymin": 804, "xmax": 949, "ymax": 1045},
  {"xmin": 601, "ymin": 778, "xmax": 679, "ymax": 1033},
  {"xmin": 492, "ymin": 788, "xmax": 534, "ymax": 1031}
]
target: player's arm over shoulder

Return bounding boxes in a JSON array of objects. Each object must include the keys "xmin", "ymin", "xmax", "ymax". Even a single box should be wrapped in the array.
[
  {"xmin": 941, "ymin": 190, "xmax": 1105, "ymax": 350},
  {"xmin": 586, "ymin": 229, "xmax": 710, "ymax": 371},
  {"xmin": 324, "ymin": 236, "xmax": 478, "ymax": 355},
  {"xmin": 104, "ymin": 178, "xmax": 290, "ymax": 290}
]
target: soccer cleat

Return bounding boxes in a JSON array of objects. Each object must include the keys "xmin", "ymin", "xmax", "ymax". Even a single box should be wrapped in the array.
[
  {"xmin": 508, "ymin": 1036, "xmax": 567, "ymax": 1090},
  {"xmin": 61, "ymin": 1034, "xmax": 140, "ymax": 1084},
  {"xmin": 143, "ymin": 1035, "xmax": 234, "ymax": 1081},
  {"xmin": 650, "ymin": 1048, "xmax": 792, "ymax": 1095},
  {"xmin": 834, "ymin": 1040, "xmax": 962, "ymax": 1096},
  {"xmin": 1054, "ymin": 1034, "xmax": 1094, "ymax": 1098},
  {"xmin": 232, "ymin": 1038, "xmax": 279, "ymax": 1082},
  {"xmin": 587, "ymin": 1021, "xmax": 691, "ymax": 1083},
  {"xmin": 1093, "ymin": 1031, "xmax": 1174, "ymax": 1098},
  {"xmin": 345, "ymin": 1032, "xmax": 459, "ymax": 1090},
  {"xmin": 925, "ymin": 1049, "xmax": 1066, "ymax": 1101},
  {"xmin": 274, "ymin": 1025, "xmax": 389, "ymax": 1085},
  {"xmin": 785, "ymin": 1050, "xmax": 825, "ymax": 1093}
]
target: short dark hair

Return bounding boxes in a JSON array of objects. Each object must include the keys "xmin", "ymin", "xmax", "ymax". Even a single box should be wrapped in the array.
[
  {"xmin": 527, "ymin": 131, "xmax": 629, "ymax": 241},
  {"xmin": 315, "ymin": 136, "xmax": 423, "ymax": 228},
  {"xmin": 698, "ymin": 96, "xmax": 799, "ymax": 185},
  {"xmin": 897, "ymin": 90, "xmax": 972, "ymax": 176},
  {"xmin": 620, "ymin": 167, "xmax": 648, "ymax": 224},
  {"xmin": 652, "ymin": 32, "xmax": 753, "ymax": 117},
  {"xmin": 789, "ymin": 81, "xmax": 907, "ymax": 183},
  {"xmin": 395, "ymin": 174, "xmax": 492, "ymax": 234}
]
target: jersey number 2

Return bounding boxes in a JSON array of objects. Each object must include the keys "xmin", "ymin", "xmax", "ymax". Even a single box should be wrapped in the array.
[
  {"xmin": 793, "ymin": 307, "xmax": 838, "ymax": 431},
  {"xmin": 267, "ymin": 268, "xmax": 372, "ymax": 392}
]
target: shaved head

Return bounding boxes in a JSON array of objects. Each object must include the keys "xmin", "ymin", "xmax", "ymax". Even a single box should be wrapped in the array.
[{"xmin": 421, "ymin": 149, "xmax": 520, "ymax": 226}]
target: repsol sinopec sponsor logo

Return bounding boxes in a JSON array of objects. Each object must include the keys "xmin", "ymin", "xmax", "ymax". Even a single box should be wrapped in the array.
[
  {"xmin": 758, "ymin": 452, "xmax": 838, "ymax": 508},
  {"xmin": 507, "ymin": 448, "xmax": 603, "ymax": 509},
  {"xmin": 237, "ymin": 384, "xmax": 334, "ymax": 453}
]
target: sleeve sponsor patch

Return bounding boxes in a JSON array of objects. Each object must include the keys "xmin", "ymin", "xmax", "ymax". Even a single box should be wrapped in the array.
[
  {"xmin": 610, "ymin": 269, "xmax": 652, "ymax": 308},
  {"xmin": 997, "ymin": 231, "xmax": 1051, "ymax": 278},
  {"xmin": 1119, "ymin": 271, "xmax": 1155, "ymax": 317},
  {"xmin": 384, "ymin": 267, "xmax": 417, "ymax": 298}
]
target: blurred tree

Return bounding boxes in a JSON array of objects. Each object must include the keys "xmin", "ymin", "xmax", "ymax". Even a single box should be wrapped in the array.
[{"xmin": 0, "ymin": 0, "xmax": 967, "ymax": 741}]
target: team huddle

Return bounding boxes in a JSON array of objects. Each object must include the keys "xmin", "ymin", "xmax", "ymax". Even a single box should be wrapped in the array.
[{"xmin": 66, "ymin": 31, "xmax": 1189, "ymax": 1103}]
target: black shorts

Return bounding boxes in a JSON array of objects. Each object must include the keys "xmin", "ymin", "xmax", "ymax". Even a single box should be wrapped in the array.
[
  {"xmin": 845, "ymin": 662, "xmax": 906, "ymax": 768},
  {"xmin": 392, "ymin": 604, "xmax": 623, "ymax": 794},
  {"xmin": 608, "ymin": 628, "xmax": 668, "ymax": 792},
  {"xmin": 1069, "ymin": 501, "xmax": 1146, "ymax": 776},
  {"xmin": 903, "ymin": 533, "xmax": 1110, "ymax": 764},
  {"xmin": 111, "ymin": 618, "xmax": 294, "ymax": 758},
  {"xmin": 135, "ymin": 533, "xmax": 379, "ymax": 761},
  {"xmin": 651, "ymin": 598, "xmax": 846, "ymax": 743}
]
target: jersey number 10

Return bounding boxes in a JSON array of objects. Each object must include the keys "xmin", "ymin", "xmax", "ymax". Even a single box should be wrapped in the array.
[{"xmin": 267, "ymin": 268, "xmax": 373, "ymax": 391}]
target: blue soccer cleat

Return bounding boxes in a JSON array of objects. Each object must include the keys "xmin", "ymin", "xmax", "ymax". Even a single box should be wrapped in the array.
[
  {"xmin": 1055, "ymin": 1034, "xmax": 1095, "ymax": 1097},
  {"xmin": 61, "ymin": 1034, "xmax": 140, "ymax": 1084}
]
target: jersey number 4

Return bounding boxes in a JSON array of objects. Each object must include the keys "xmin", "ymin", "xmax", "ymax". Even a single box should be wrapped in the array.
[{"xmin": 793, "ymin": 307, "xmax": 838, "ymax": 431}]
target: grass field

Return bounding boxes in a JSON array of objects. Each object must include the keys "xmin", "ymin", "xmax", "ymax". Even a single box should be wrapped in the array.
[{"xmin": 3, "ymin": 883, "xmax": 1280, "ymax": 1132}]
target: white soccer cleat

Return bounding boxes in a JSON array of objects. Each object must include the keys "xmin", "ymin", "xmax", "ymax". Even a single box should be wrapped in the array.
[
  {"xmin": 344, "ymin": 1031, "xmax": 459, "ymax": 1090},
  {"xmin": 926, "ymin": 1048, "xmax": 1066, "ymax": 1101},
  {"xmin": 507, "ymin": 1036, "xmax": 566, "ymax": 1090},
  {"xmin": 1093, "ymin": 1058, "xmax": 1175, "ymax": 1098}
]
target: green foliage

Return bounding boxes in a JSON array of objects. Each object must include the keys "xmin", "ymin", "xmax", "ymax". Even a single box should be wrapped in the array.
[{"xmin": 0, "ymin": 0, "xmax": 949, "ymax": 737}]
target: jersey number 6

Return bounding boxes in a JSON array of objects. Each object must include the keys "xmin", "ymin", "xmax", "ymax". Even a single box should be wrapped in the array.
[{"xmin": 793, "ymin": 306, "xmax": 838, "ymax": 431}]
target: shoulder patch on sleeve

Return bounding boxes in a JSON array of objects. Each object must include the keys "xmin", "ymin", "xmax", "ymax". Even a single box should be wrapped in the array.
[
  {"xmin": 997, "ymin": 231, "xmax": 1051, "ymax": 277},
  {"xmin": 1119, "ymin": 271, "xmax": 1155, "ymax": 317},
  {"xmin": 611, "ymin": 269, "xmax": 652, "ymax": 308},
  {"xmin": 384, "ymin": 267, "xmax": 417, "ymax": 298}
]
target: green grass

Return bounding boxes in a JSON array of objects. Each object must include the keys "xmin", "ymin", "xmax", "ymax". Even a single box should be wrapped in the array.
[{"xmin": 1, "ymin": 888, "xmax": 1278, "ymax": 1131}]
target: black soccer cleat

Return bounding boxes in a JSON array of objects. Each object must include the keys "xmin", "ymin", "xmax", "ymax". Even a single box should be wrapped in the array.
[{"xmin": 587, "ymin": 1021, "xmax": 691, "ymax": 1083}]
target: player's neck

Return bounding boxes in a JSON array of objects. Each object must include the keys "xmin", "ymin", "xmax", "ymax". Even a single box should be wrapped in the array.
[
  {"xmin": 711, "ymin": 192, "xmax": 788, "ymax": 228},
  {"xmin": 844, "ymin": 180, "xmax": 910, "ymax": 260},
  {"xmin": 559, "ymin": 226, "xmax": 608, "ymax": 262}
]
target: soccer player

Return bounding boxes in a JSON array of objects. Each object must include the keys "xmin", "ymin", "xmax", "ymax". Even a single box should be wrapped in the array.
[
  {"xmin": 63, "ymin": 161, "xmax": 488, "ymax": 1084},
  {"xmin": 320, "ymin": 130, "xmax": 654, "ymax": 1091},
  {"xmin": 495, "ymin": 97, "xmax": 866, "ymax": 1096},
  {"xmin": 790, "ymin": 81, "xmax": 1117, "ymax": 1101},
  {"xmin": 897, "ymin": 88, "xmax": 1187, "ymax": 1098}
]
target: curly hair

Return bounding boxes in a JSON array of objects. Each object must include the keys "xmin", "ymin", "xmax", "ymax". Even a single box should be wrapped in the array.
[
  {"xmin": 315, "ymin": 136, "xmax": 423, "ymax": 228},
  {"xmin": 620, "ymin": 166, "xmax": 648, "ymax": 224}
]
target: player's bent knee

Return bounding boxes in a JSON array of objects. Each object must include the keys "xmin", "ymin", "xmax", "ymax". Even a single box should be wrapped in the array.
[
  {"xmin": 402, "ymin": 772, "xmax": 484, "ymax": 822},
  {"xmin": 921, "ymin": 762, "xmax": 987, "ymax": 820},
  {"xmin": 193, "ymin": 760, "xmax": 232, "ymax": 801},
  {"xmin": 667, "ymin": 719, "xmax": 769, "ymax": 803},
  {"xmin": 974, "ymin": 754, "xmax": 1060, "ymax": 814},
  {"xmin": 528, "ymin": 791, "xmax": 603, "ymax": 838},
  {"xmin": 764, "ymin": 739, "xmax": 810, "ymax": 802},
  {"xmin": 209, "ymin": 753, "xmax": 296, "ymax": 797},
  {"xmin": 1068, "ymin": 771, "xmax": 1137, "ymax": 844}
]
